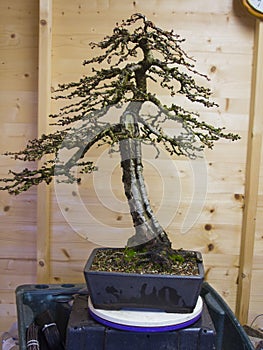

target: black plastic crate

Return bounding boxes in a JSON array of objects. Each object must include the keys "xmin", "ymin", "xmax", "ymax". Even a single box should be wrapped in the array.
[
  {"xmin": 16, "ymin": 282, "xmax": 254, "ymax": 350},
  {"xmin": 16, "ymin": 283, "xmax": 84, "ymax": 350},
  {"xmin": 66, "ymin": 294, "xmax": 216, "ymax": 350}
]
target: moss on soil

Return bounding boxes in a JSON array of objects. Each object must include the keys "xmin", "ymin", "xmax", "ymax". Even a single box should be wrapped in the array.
[{"xmin": 90, "ymin": 248, "xmax": 201, "ymax": 276}]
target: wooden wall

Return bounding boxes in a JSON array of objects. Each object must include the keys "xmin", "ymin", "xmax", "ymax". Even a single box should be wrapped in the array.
[
  {"xmin": 0, "ymin": 0, "xmax": 262, "ymax": 334},
  {"xmin": 0, "ymin": 0, "xmax": 39, "ymax": 333}
]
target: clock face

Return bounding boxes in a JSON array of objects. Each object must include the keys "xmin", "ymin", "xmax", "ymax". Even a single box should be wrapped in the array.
[{"xmin": 247, "ymin": 0, "xmax": 263, "ymax": 13}]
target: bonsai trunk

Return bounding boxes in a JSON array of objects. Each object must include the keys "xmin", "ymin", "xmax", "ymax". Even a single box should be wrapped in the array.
[{"xmin": 120, "ymin": 102, "xmax": 172, "ymax": 260}]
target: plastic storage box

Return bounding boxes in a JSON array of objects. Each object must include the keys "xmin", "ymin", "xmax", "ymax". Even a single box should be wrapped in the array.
[{"xmin": 16, "ymin": 282, "xmax": 254, "ymax": 350}]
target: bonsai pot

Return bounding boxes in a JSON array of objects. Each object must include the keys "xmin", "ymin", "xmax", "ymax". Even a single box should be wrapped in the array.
[{"xmin": 84, "ymin": 248, "xmax": 204, "ymax": 313}]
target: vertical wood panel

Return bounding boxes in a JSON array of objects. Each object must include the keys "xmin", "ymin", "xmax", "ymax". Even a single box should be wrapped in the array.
[
  {"xmin": 37, "ymin": 0, "xmax": 52, "ymax": 283},
  {"xmin": 0, "ymin": 0, "xmax": 39, "ymax": 334},
  {"xmin": 236, "ymin": 20, "xmax": 263, "ymax": 324}
]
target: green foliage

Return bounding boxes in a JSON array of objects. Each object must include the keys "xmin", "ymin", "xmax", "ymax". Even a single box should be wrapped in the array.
[
  {"xmin": 170, "ymin": 253, "xmax": 185, "ymax": 264},
  {"xmin": 124, "ymin": 247, "xmax": 138, "ymax": 262}
]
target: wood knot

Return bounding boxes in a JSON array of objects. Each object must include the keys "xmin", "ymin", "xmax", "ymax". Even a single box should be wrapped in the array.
[
  {"xmin": 234, "ymin": 193, "xmax": 243, "ymax": 201},
  {"xmin": 3, "ymin": 205, "xmax": 10, "ymax": 212},
  {"xmin": 210, "ymin": 65, "xmax": 217, "ymax": 73},
  {"xmin": 38, "ymin": 260, "xmax": 45, "ymax": 267},
  {"xmin": 205, "ymin": 224, "xmax": 212, "ymax": 231},
  {"xmin": 40, "ymin": 19, "xmax": 47, "ymax": 26},
  {"xmin": 207, "ymin": 243, "xmax": 214, "ymax": 251},
  {"xmin": 62, "ymin": 248, "xmax": 71, "ymax": 259}
]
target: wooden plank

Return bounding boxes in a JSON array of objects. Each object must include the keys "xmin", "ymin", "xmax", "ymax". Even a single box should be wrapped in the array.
[
  {"xmin": 0, "ymin": 1, "xmax": 39, "ymax": 92},
  {"xmin": 236, "ymin": 20, "xmax": 263, "ymax": 324},
  {"xmin": 0, "ymin": 316, "xmax": 17, "ymax": 336},
  {"xmin": 0, "ymin": 0, "xmax": 39, "ymax": 336},
  {"xmin": 37, "ymin": 0, "xmax": 52, "ymax": 283}
]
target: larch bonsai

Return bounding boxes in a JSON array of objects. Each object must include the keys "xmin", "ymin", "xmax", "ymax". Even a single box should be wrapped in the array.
[{"xmin": 0, "ymin": 14, "xmax": 238, "ymax": 271}]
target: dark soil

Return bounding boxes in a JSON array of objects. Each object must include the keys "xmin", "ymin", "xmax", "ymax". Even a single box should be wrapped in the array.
[{"xmin": 90, "ymin": 248, "xmax": 202, "ymax": 276}]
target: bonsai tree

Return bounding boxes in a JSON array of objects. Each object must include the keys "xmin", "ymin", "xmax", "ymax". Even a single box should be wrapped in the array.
[{"xmin": 0, "ymin": 14, "xmax": 238, "ymax": 271}]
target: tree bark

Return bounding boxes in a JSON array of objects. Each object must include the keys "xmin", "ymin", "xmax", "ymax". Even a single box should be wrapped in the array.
[{"xmin": 120, "ymin": 102, "xmax": 171, "ymax": 250}]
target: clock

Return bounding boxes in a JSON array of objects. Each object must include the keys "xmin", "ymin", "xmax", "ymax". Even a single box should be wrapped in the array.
[{"xmin": 241, "ymin": 0, "xmax": 263, "ymax": 19}]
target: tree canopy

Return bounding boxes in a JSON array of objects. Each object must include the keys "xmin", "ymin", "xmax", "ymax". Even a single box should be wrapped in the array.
[{"xmin": 0, "ymin": 13, "xmax": 239, "ymax": 196}]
